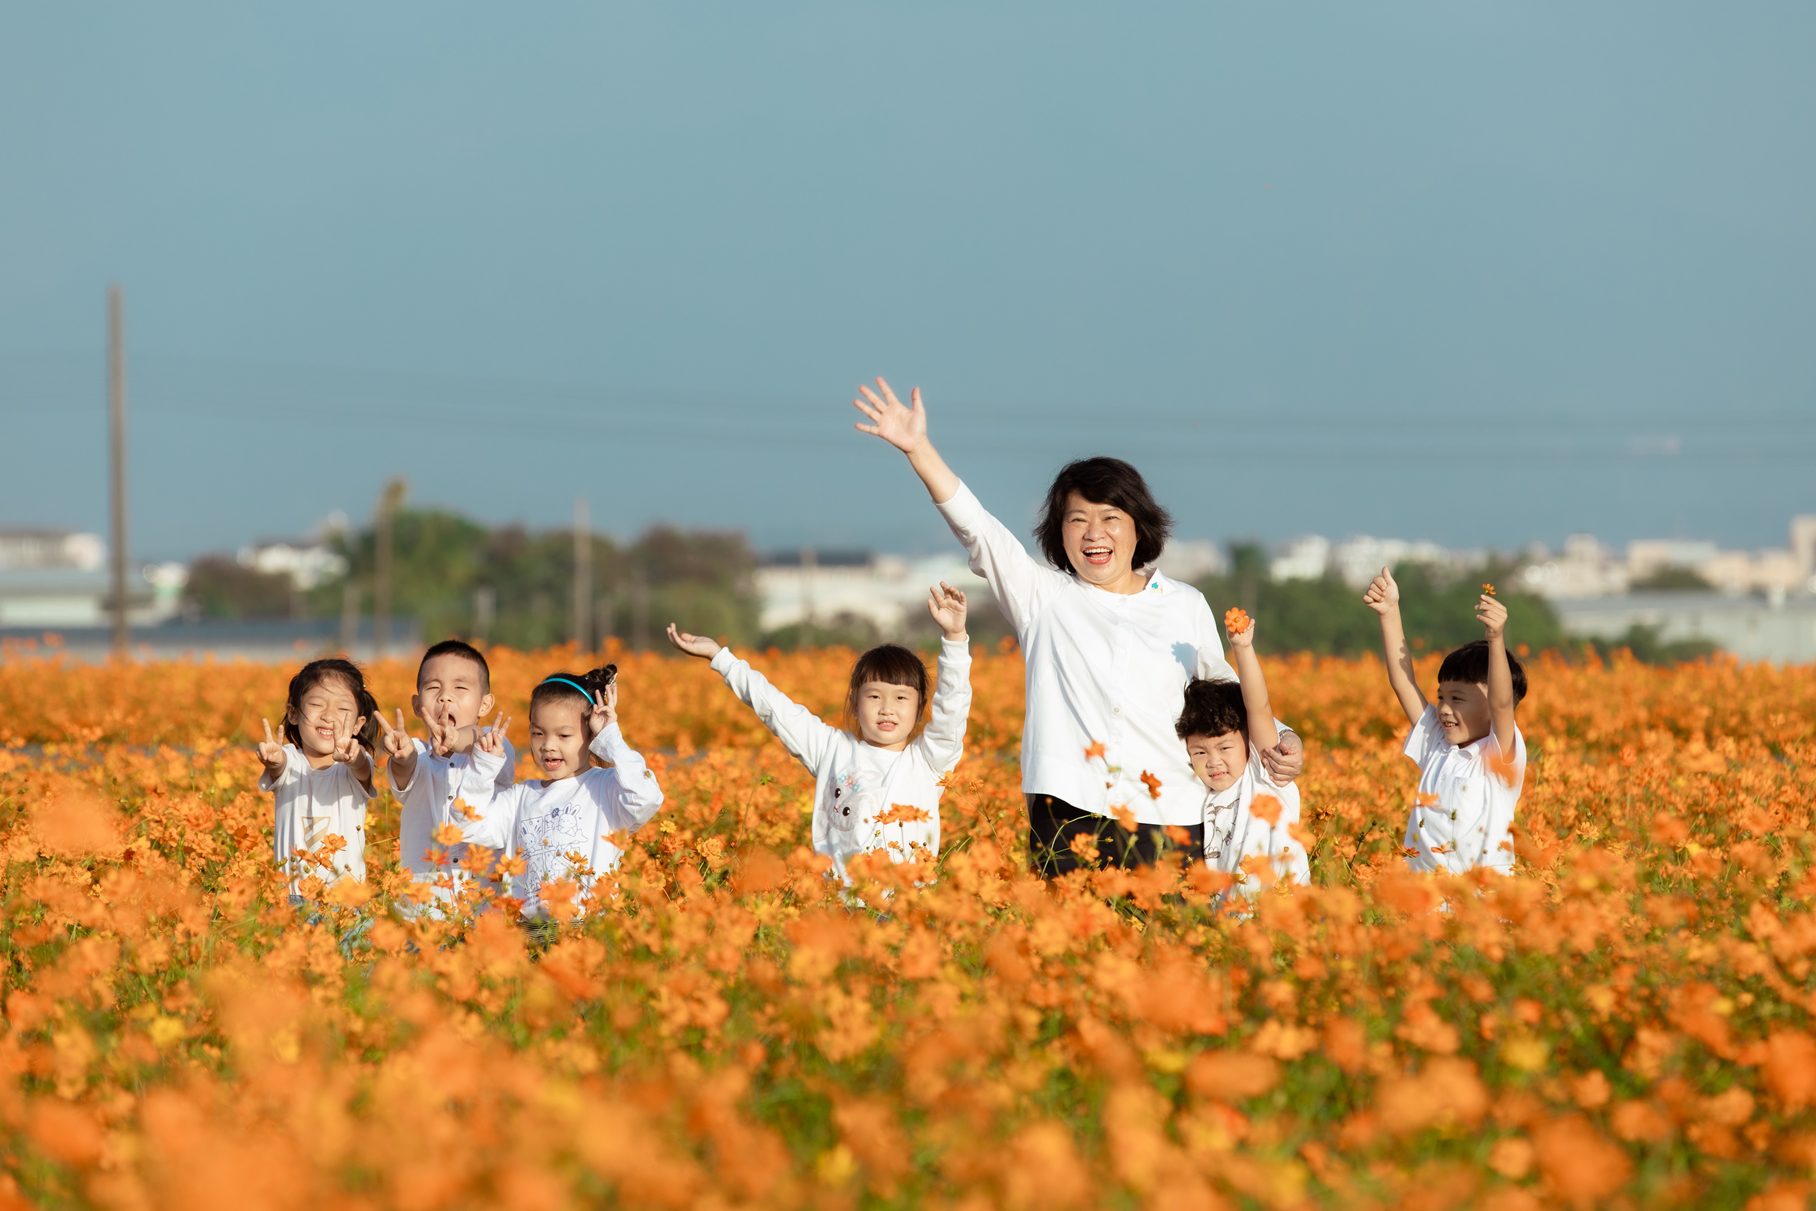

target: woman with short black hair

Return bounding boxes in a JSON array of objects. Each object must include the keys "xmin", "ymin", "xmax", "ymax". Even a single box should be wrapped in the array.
[{"xmin": 852, "ymin": 377, "xmax": 1303, "ymax": 876}]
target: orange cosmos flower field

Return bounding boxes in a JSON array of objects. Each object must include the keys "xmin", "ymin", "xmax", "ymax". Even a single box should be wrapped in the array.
[{"xmin": 2, "ymin": 644, "xmax": 1814, "ymax": 1209}]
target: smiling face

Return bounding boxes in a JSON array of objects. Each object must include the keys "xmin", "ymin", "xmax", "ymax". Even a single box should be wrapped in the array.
[
  {"xmin": 528, "ymin": 697, "xmax": 592, "ymax": 780},
  {"xmin": 1185, "ymin": 730, "xmax": 1249, "ymax": 793},
  {"xmin": 414, "ymin": 653, "xmax": 494, "ymax": 731},
  {"xmin": 288, "ymin": 676, "xmax": 362, "ymax": 760},
  {"xmin": 1434, "ymin": 679, "xmax": 1494, "ymax": 747},
  {"xmin": 1061, "ymin": 492, "xmax": 1143, "ymax": 592},
  {"xmin": 854, "ymin": 679, "xmax": 922, "ymax": 750}
]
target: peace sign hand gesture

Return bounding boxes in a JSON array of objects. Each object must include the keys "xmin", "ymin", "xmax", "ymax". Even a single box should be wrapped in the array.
[
  {"xmin": 851, "ymin": 377, "xmax": 927, "ymax": 455},
  {"xmin": 375, "ymin": 709, "xmax": 415, "ymax": 761},
  {"xmin": 476, "ymin": 712, "xmax": 512, "ymax": 756},
  {"xmin": 257, "ymin": 718, "xmax": 287, "ymax": 776},
  {"xmin": 330, "ymin": 714, "xmax": 367, "ymax": 765},
  {"xmin": 589, "ymin": 684, "xmax": 618, "ymax": 735}
]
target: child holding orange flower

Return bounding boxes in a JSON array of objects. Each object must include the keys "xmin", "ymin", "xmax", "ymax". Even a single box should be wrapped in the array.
[
  {"xmin": 1175, "ymin": 610, "xmax": 1310, "ymax": 902},
  {"xmin": 1363, "ymin": 568, "xmax": 1528, "ymax": 875},
  {"xmin": 666, "ymin": 583, "xmax": 972, "ymax": 885}
]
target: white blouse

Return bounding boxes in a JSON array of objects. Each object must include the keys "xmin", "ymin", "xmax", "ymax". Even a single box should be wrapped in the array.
[
  {"xmin": 936, "ymin": 480, "xmax": 1237, "ymax": 826},
  {"xmin": 261, "ymin": 744, "xmax": 373, "ymax": 893},
  {"xmin": 1402, "ymin": 706, "xmax": 1526, "ymax": 875}
]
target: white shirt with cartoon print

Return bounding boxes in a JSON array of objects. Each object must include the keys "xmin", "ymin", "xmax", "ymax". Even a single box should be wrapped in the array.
[
  {"xmin": 709, "ymin": 636, "xmax": 971, "ymax": 884},
  {"xmin": 1402, "ymin": 705, "xmax": 1526, "ymax": 874},
  {"xmin": 1201, "ymin": 743, "xmax": 1309, "ymax": 902},
  {"xmin": 458, "ymin": 724, "xmax": 664, "ymax": 918}
]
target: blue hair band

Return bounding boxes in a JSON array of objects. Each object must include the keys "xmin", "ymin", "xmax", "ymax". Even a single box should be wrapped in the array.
[{"xmin": 539, "ymin": 676, "xmax": 598, "ymax": 700}]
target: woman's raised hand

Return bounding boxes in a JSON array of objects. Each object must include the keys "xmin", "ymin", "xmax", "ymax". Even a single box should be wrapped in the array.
[
  {"xmin": 851, "ymin": 377, "xmax": 927, "ymax": 454},
  {"xmin": 665, "ymin": 623, "xmax": 722, "ymax": 660}
]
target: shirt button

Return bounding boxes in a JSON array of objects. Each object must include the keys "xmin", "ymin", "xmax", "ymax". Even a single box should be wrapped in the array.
[{"xmin": 1112, "ymin": 705, "xmax": 1122, "ymax": 717}]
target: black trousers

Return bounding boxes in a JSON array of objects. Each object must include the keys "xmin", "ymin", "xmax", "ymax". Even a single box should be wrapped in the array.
[{"xmin": 1025, "ymin": 793, "xmax": 1205, "ymax": 878}]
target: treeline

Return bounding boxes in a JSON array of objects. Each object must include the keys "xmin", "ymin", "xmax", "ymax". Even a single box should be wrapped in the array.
[
  {"xmin": 1197, "ymin": 544, "xmax": 1715, "ymax": 663},
  {"xmin": 183, "ymin": 508, "xmax": 764, "ymax": 651},
  {"xmin": 184, "ymin": 525, "xmax": 1717, "ymax": 662}
]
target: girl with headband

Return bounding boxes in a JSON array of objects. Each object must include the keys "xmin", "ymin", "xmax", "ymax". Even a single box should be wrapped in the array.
[{"xmin": 457, "ymin": 663, "xmax": 666, "ymax": 919}]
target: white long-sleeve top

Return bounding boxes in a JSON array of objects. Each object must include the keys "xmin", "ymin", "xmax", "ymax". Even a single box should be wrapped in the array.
[
  {"xmin": 390, "ymin": 737, "xmax": 517, "ymax": 908},
  {"xmin": 1402, "ymin": 706, "xmax": 1526, "ymax": 875},
  {"xmin": 710, "ymin": 635, "xmax": 971, "ymax": 882},
  {"xmin": 1202, "ymin": 744, "xmax": 1310, "ymax": 902},
  {"xmin": 260, "ymin": 744, "xmax": 373, "ymax": 894},
  {"xmin": 458, "ymin": 724, "xmax": 664, "ymax": 918},
  {"xmin": 935, "ymin": 480, "xmax": 1237, "ymax": 826}
]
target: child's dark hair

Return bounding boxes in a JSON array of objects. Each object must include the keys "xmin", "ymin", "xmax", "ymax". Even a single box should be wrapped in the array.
[
  {"xmin": 1438, "ymin": 640, "xmax": 1529, "ymax": 705},
  {"xmin": 1033, "ymin": 457, "xmax": 1173, "ymax": 574},
  {"xmin": 1176, "ymin": 678, "xmax": 1247, "ymax": 740},
  {"xmin": 844, "ymin": 644, "xmax": 929, "ymax": 736},
  {"xmin": 417, "ymin": 638, "xmax": 491, "ymax": 692},
  {"xmin": 531, "ymin": 664, "xmax": 618, "ymax": 722},
  {"xmin": 283, "ymin": 658, "xmax": 381, "ymax": 751}
]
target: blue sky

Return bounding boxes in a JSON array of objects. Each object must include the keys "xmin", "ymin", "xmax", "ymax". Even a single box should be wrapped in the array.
[{"xmin": 2, "ymin": 2, "xmax": 1811, "ymax": 561}]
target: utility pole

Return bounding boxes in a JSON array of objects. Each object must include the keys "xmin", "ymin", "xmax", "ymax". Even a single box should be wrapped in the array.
[
  {"xmin": 107, "ymin": 286, "xmax": 129, "ymax": 659},
  {"xmin": 373, "ymin": 477, "xmax": 406, "ymax": 658},
  {"xmin": 572, "ymin": 497, "xmax": 592, "ymax": 652}
]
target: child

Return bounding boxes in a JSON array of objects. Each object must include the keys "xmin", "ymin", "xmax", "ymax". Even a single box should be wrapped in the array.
[
  {"xmin": 1363, "ymin": 567, "xmax": 1527, "ymax": 875},
  {"xmin": 374, "ymin": 639, "xmax": 515, "ymax": 913},
  {"xmin": 256, "ymin": 657, "xmax": 380, "ymax": 899},
  {"xmin": 665, "ymin": 582, "xmax": 972, "ymax": 884},
  {"xmin": 456, "ymin": 665, "xmax": 664, "ymax": 920},
  {"xmin": 1175, "ymin": 612, "xmax": 1310, "ymax": 903}
]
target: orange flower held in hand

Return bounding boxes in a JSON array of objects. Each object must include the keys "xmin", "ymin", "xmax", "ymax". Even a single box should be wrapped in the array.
[{"xmin": 1224, "ymin": 607, "xmax": 1252, "ymax": 634}]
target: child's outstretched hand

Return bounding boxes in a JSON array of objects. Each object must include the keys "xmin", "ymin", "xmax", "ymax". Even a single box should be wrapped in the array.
[
  {"xmin": 665, "ymin": 623, "xmax": 723, "ymax": 660},
  {"xmin": 376, "ymin": 709, "xmax": 414, "ymax": 762},
  {"xmin": 331, "ymin": 715, "xmax": 367, "ymax": 766},
  {"xmin": 851, "ymin": 377, "xmax": 927, "ymax": 455},
  {"xmin": 927, "ymin": 580, "xmax": 968, "ymax": 639},
  {"xmin": 1477, "ymin": 592, "xmax": 1509, "ymax": 640},
  {"xmin": 1362, "ymin": 566, "xmax": 1400, "ymax": 615},
  {"xmin": 476, "ymin": 712, "xmax": 512, "ymax": 756},
  {"xmin": 257, "ymin": 718, "xmax": 287, "ymax": 774},
  {"xmin": 589, "ymin": 684, "xmax": 619, "ymax": 735},
  {"xmin": 1225, "ymin": 607, "xmax": 1255, "ymax": 648}
]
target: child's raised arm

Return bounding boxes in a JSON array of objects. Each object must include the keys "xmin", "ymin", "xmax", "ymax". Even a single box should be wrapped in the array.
[
  {"xmin": 1224, "ymin": 611, "xmax": 1279, "ymax": 754},
  {"xmin": 1477, "ymin": 593, "xmax": 1517, "ymax": 755},
  {"xmin": 669, "ymin": 621, "xmax": 839, "ymax": 774},
  {"xmin": 918, "ymin": 582, "xmax": 973, "ymax": 770},
  {"xmin": 1363, "ymin": 566, "xmax": 1427, "ymax": 727}
]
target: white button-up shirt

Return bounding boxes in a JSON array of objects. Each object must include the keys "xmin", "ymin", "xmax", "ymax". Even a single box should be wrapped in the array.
[
  {"xmin": 1402, "ymin": 706, "xmax": 1526, "ymax": 874},
  {"xmin": 936, "ymin": 480, "xmax": 1237, "ymax": 826}
]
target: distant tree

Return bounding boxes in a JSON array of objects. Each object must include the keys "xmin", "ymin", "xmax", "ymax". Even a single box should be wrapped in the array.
[
  {"xmin": 182, "ymin": 556, "xmax": 297, "ymax": 620},
  {"xmin": 1629, "ymin": 566, "xmax": 1714, "ymax": 591},
  {"xmin": 1193, "ymin": 555, "xmax": 1567, "ymax": 656}
]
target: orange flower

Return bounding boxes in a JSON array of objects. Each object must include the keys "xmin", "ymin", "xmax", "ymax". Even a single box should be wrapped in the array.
[
  {"xmin": 1482, "ymin": 582, "xmax": 1496, "ymax": 596},
  {"xmin": 1083, "ymin": 740, "xmax": 1107, "ymax": 761},
  {"xmin": 1223, "ymin": 607, "xmax": 1252, "ymax": 634},
  {"xmin": 1249, "ymin": 794, "xmax": 1282, "ymax": 826},
  {"xmin": 431, "ymin": 822, "xmax": 465, "ymax": 846},
  {"xmin": 1139, "ymin": 771, "xmax": 1163, "ymax": 800}
]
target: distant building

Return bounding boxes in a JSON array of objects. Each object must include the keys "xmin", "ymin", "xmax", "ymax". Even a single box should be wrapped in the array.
[
  {"xmin": 1554, "ymin": 591, "xmax": 1816, "ymax": 666},
  {"xmin": 756, "ymin": 549, "xmax": 991, "ymax": 635},
  {"xmin": 237, "ymin": 537, "xmax": 348, "ymax": 590},
  {"xmin": 0, "ymin": 565, "xmax": 181, "ymax": 629},
  {"xmin": 0, "ymin": 528, "xmax": 105, "ymax": 571},
  {"xmin": 1270, "ymin": 536, "xmax": 1332, "ymax": 582},
  {"xmin": 1518, "ymin": 534, "xmax": 1629, "ymax": 599}
]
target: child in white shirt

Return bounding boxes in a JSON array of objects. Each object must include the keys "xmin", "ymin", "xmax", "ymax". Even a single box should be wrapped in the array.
[
  {"xmin": 1175, "ymin": 611, "xmax": 1310, "ymax": 903},
  {"xmin": 666, "ymin": 582, "xmax": 972, "ymax": 884},
  {"xmin": 256, "ymin": 657, "xmax": 380, "ymax": 899},
  {"xmin": 374, "ymin": 639, "xmax": 515, "ymax": 914},
  {"xmin": 458, "ymin": 665, "xmax": 664, "ymax": 920},
  {"xmin": 1363, "ymin": 568, "xmax": 1529, "ymax": 874}
]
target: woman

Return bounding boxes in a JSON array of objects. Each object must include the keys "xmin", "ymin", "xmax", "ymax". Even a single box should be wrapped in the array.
[{"xmin": 852, "ymin": 377, "xmax": 1303, "ymax": 875}]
